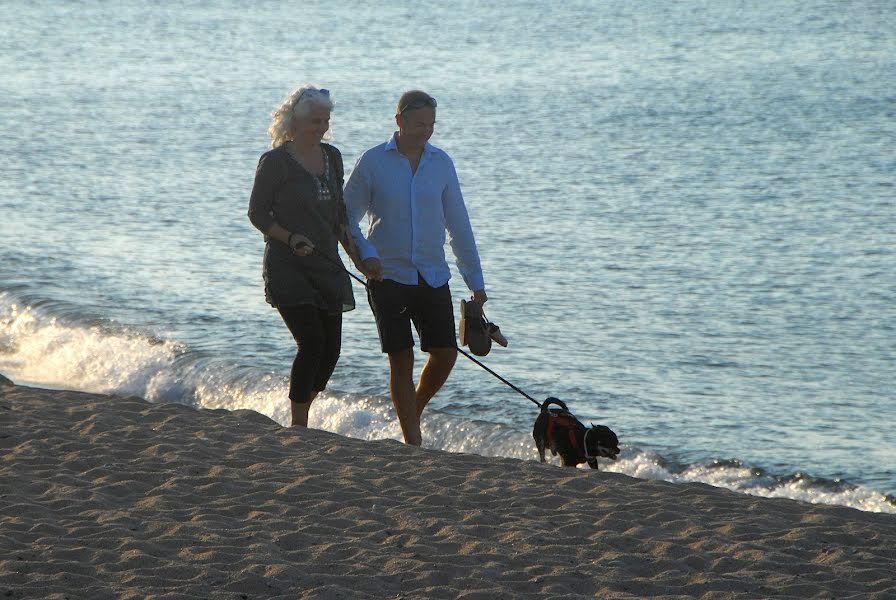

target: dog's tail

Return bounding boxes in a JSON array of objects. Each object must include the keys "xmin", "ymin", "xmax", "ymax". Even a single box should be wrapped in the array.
[{"xmin": 541, "ymin": 397, "xmax": 569, "ymax": 413}]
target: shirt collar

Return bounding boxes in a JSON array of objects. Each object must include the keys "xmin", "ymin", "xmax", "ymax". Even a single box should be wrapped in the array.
[
  {"xmin": 385, "ymin": 132, "xmax": 400, "ymax": 151},
  {"xmin": 386, "ymin": 131, "xmax": 433, "ymax": 156}
]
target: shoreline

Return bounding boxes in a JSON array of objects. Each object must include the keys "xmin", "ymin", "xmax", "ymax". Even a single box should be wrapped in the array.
[{"xmin": 2, "ymin": 380, "xmax": 894, "ymax": 599}]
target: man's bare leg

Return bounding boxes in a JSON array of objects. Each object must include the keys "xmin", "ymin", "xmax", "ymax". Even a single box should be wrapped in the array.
[
  {"xmin": 415, "ymin": 346, "xmax": 457, "ymax": 418},
  {"xmin": 388, "ymin": 348, "xmax": 421, "ymax": 446}
]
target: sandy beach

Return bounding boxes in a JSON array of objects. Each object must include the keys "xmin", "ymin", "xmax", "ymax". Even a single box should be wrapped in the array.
[{"xmin": 1, "ymin": 376, "xmax": 894, "ymax": 600}]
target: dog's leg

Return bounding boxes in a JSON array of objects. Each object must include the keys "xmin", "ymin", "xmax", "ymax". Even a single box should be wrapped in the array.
[{"xmin": 533, "ymin": 413, "xmax": 548, "ymax": 463}]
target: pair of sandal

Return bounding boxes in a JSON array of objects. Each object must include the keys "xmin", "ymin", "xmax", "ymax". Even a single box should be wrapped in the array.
[{"xmin": 459, "ymin": 298, "xmax": 508, "ymax": 357}]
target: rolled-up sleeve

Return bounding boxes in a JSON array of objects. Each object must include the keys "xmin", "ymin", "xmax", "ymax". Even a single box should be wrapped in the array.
[{"xmin": 247, "ymin": 152, "xmax": 279, "ymax": 235}]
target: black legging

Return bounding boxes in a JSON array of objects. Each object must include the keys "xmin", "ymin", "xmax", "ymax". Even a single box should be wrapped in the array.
[{"xmin": 276, "ymin": 305, "xmax": 343, "ymax": 404}]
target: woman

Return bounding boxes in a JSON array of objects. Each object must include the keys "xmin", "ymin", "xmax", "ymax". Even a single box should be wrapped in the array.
[{"xmin": 248, "ymin": 85, "xmax": 359, "ymax": 427}]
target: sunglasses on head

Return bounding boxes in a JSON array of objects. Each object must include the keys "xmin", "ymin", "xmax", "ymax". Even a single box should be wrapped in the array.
[
  {"xmin": 298, "ymin": 88, "xmax": 330, "ymax": 102},
  {"xmin": 398, "ymin": 96, "xmax": 437, "ymax": 115}
]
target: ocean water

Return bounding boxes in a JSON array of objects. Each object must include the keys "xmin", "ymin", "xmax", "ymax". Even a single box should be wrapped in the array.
[{"xmin": 1, "ymin": 1, "xmax": 894, "ymax": 513}]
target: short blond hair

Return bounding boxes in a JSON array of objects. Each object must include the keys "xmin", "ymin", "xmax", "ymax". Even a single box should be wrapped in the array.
[{"xmin": 395, "ymin": 90, "xmax": 436, "ymax": 117}]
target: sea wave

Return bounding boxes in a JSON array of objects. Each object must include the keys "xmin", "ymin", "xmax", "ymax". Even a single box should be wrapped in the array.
[{"xmin": 2, "ymin": 289, "xmax": 893, "ymax": 514}]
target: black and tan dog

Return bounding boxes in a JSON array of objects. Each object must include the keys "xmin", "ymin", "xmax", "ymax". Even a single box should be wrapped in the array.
[{"xmin": 533, "ymin": 397, "xmax": 620, "ymax": 469}]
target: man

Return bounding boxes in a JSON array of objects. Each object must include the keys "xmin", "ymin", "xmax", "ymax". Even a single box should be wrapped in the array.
[{"xmin": 344, "ymin": 90, "xmax": 488, "ymax": 446}]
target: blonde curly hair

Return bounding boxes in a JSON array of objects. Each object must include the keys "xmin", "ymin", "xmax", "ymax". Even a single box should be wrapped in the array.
[{"xmin": 267, "ymin": 85, "xmax": 335, "ymax": 147}]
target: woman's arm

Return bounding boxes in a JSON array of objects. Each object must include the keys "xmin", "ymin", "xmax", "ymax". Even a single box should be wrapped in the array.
[{"xmin": 248, "ymin": 152, "xmax": 313, "ymax": 255}]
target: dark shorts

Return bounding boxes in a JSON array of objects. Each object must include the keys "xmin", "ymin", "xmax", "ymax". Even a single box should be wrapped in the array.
[{"xmin": 367, "ymin": 277, "xmax": 456, "ymax": 354}]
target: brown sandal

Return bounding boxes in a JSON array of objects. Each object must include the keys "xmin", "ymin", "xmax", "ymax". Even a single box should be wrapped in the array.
[{"xmin": 459, "ymin": 298, "xmax": 492, "ymax": 356}]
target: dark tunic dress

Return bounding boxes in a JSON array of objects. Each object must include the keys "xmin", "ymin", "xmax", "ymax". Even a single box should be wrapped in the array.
[{"xmin": 248, "ymin": 143, "xmax": 355, "ymax": 313}]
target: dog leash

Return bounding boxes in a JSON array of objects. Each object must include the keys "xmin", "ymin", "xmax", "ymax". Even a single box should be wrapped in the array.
[{"xmin": 304, "ymin": 245, "xmax": 543, "ymax": 408}]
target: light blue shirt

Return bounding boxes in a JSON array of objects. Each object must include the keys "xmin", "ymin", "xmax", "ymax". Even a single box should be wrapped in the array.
[{"xmin": 344, "ymin": 132, "xmax": 485, "ymax": 291}]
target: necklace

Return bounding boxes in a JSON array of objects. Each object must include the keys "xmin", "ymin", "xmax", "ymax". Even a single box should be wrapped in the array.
[{"xmin": 286, "ymin": 141, "xmax": 325, "ymax": 177}]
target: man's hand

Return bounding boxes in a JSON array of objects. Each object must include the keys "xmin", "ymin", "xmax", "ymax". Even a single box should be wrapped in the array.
[
  {"xmin": 472, "ymin": 289, "xmax": 488, "ymax": 304},
  {"xmin": 362, "ymin": 257, "xmax": 384, "ymax": 281}
]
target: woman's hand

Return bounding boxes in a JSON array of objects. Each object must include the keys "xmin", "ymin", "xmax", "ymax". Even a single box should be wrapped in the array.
[
  {"xmin": 288, "ymin": 232, "xmax": 315, "ymax": 257},
  {"xmin": 472, "ymin": 289, "xmax": 488, "ymax": 304}
]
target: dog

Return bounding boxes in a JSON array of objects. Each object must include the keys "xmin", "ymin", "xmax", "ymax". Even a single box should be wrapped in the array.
[{"xmin": 532, "ymin": 397, "xmax": 620, "ymax": 469}]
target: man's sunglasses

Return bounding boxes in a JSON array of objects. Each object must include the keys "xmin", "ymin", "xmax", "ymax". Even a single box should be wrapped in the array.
[{"xmin": 398, "ymin": 97, "xmax": 437, "ymax": 115}]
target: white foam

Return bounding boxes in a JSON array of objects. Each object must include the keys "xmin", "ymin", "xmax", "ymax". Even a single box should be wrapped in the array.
[
  {"xmin": 604, "ymin": 454, "xmax": 896, "ymax": 514},
  {"xmin": 0, "ymin": 297, "xmax": 180, "ymax": 399}
]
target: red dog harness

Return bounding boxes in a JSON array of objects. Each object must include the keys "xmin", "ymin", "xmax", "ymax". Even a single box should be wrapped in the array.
[{"xmin": 545, "ymin": 410, "xmax": 587, "ymax": 463}]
